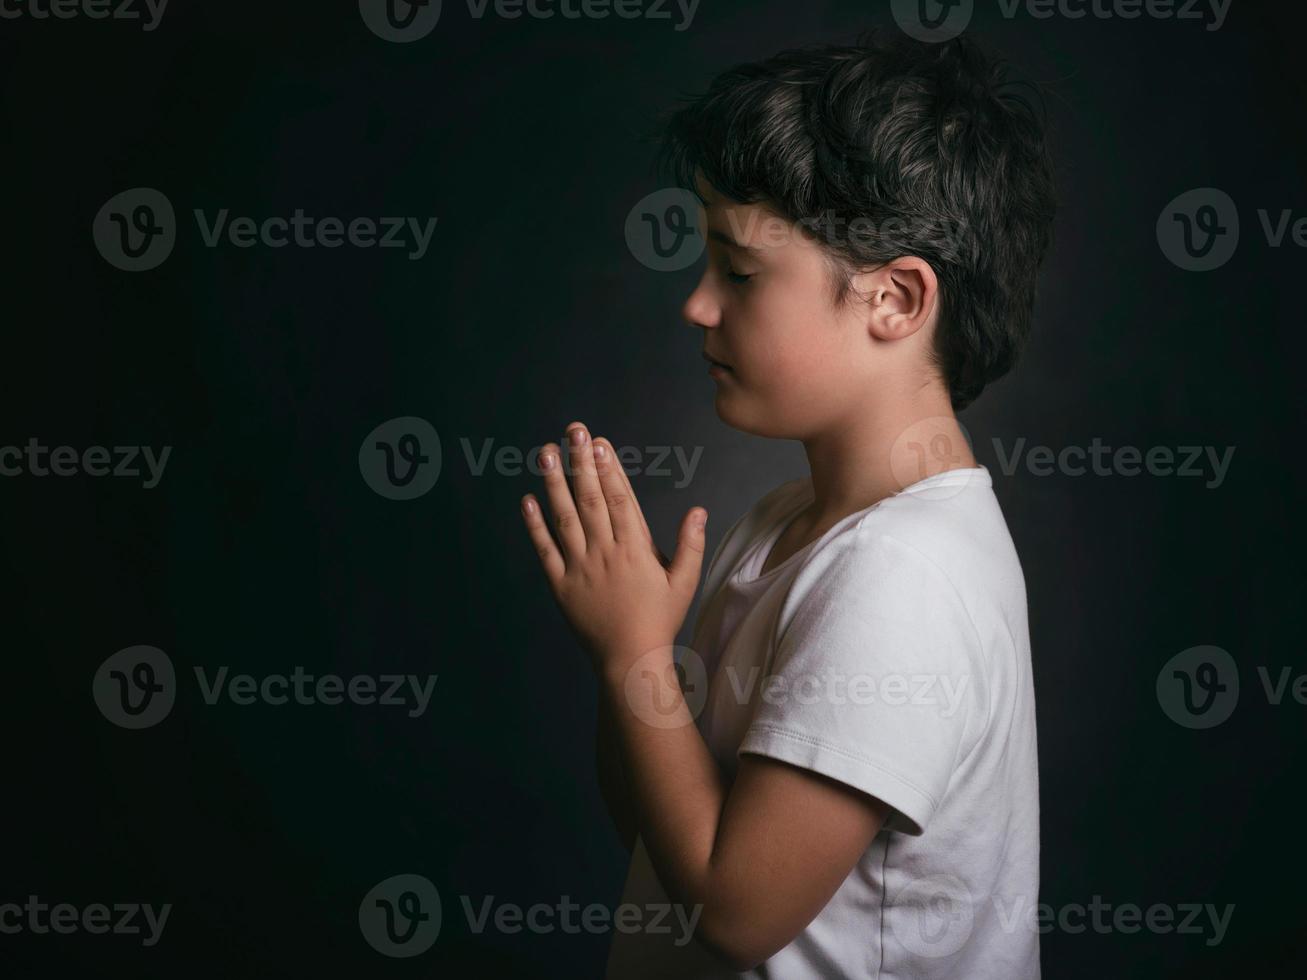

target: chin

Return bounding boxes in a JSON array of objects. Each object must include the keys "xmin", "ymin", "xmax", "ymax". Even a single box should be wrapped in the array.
[{"xmin": 713, "ymin": 391, "xmax": 795, "ymax": 439}]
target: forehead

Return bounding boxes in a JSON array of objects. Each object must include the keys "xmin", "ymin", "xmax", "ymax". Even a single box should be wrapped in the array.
[{"xmin": 694, "ymin": 175, "xmax": 802, "ymax": 251}]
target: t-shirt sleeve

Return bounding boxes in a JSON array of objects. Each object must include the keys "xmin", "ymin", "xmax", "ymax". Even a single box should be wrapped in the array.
[{"xmin": 737, "ymin": 531, "xmax": 985, "ymax": 836}]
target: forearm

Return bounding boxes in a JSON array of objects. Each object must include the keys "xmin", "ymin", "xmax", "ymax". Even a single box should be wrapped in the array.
[
  {"xmin": 598, "ymin": 648, "xmax": 888, "ymax": 972},
  {"xmin": 599, "ymin": 650, "xmax": 729, "ymax": 924},
  {"xmin": 595, "ymin": 682, "xmax": 637, "ymax": 852}
]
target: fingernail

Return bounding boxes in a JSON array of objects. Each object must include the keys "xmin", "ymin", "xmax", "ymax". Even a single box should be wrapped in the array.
[
  {"xmin": 570, "ymin": 427, "xmax": 587, "ymax": 446},
  {"xmin": 541, "ymin": 452, "xmax": 556, "ymax": 471},
  {"xmin": 522, "ymin": 497, "xmax": 537, "ymax": 514},
  {"xmin": 594, "ymin": 443, "xmax": 607, "ymax": 460}
]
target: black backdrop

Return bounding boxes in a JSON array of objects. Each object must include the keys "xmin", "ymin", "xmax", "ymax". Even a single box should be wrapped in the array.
[{"xmin": 3, "ymin": 1, "xmax": 1303, "ymax": 976}]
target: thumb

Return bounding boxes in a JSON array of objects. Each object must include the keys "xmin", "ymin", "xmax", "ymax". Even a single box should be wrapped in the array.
[{"xmin": 668, "ymin": 507, "xmax": 707, "ymax": 596}]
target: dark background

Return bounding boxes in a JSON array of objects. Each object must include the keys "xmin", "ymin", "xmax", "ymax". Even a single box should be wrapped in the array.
[{"xmin": 3, "ymin": 0, "xmax": 1303, "ymax": 976}]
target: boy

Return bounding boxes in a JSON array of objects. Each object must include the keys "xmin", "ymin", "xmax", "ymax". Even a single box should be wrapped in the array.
[{"xmin": 520, "ymin": 30, "xmax": 1055, "ymax": 978}]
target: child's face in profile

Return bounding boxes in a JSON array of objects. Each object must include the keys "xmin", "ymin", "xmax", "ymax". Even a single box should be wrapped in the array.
[{"xmin": 683, "ymin": 179, "xmax": 889, "ymax": 441}]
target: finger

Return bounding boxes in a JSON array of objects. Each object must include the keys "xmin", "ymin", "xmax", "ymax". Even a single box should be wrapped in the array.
[
  {"xmin": 592, "ymin": 435, "xmax": 640, "ymax": 541},
  {"xmin": 521, "ymin": 494, "xmax": 565, "ymax": 585},
  {"xmin": 538, "ymin": 442, "xmax": 585, "ymax": 559},
  {"xmin": 593, "ymin": 437, "xmax": 657, "ymax": 550},
  {"xmin": 668, "ymin": 508, "xmax": 708, "ymax": 597},
  {"xmin": 563, "ymin": 422, "xmax": 613, "ymax": 545}
]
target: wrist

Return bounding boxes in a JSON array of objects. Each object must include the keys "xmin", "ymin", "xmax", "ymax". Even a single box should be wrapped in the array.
[
  {"xmin": 600, "ymin": 643, "xmax": 699, "ymax": 732},
  {"xmin": 598, "ymin": 640, "xmax": 675, "ymax": 690}
]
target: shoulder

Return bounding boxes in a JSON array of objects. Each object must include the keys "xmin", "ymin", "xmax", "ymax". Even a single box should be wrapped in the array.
[
  {"xmin": 860, "ymin": 468, "xmax": 1023, "ymax": 610},
  {"xmin": 780, "ymin": 470, "xmax": 1024, "ymax": 646}
]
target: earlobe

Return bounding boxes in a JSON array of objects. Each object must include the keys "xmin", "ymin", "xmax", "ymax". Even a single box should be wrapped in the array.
[{"xmin": 878, "ymin": 312, "xmax": 921, "ymax": 342}]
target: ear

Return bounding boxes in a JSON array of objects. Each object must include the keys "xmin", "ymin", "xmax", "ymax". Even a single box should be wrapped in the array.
[{"xmin": 857, "ymin": 257, "xmax": 939, "ymax": 343}]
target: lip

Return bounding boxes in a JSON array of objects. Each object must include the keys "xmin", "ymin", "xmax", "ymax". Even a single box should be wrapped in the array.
[{"xmin": 702, "ymin": 351, "xmax": 733, "ymax": 371}]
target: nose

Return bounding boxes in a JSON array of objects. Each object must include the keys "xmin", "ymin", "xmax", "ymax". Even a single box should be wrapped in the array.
[{"xmin": 681, "ymin": 268, "xmax": 721, "ymax": 331}]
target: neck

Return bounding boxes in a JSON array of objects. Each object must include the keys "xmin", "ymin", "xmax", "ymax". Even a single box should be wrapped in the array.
[{"xmin": 800, "ymin": 380, "xmax": 975, "ymax": 525}]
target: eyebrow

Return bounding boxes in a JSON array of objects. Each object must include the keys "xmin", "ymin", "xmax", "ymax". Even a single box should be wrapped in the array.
[{"xmin": 707, "ymin": 228, "xmax": 762, "ymax": 253}]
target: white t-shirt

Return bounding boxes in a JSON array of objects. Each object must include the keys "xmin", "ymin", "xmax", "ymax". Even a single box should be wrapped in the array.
[{"xmin": 605, "ymin": 466, "xmax": 1040, "ymax": 979}]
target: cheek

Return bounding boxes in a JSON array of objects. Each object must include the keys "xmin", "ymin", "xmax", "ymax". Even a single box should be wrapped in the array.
[{"xmin": 738, "ymin": 286, "xmax": 847, "ymax": 387}]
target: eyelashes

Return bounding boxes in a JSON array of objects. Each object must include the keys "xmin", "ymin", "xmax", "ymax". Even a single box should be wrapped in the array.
[{"xmin": 708, "ymin": 242, "xmax": 755, "ymax": 285}]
